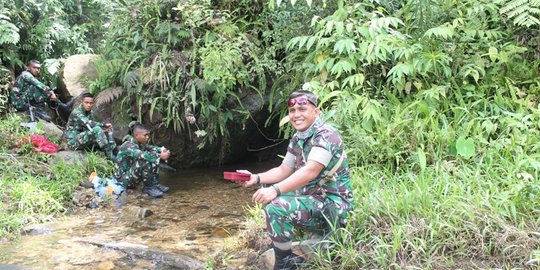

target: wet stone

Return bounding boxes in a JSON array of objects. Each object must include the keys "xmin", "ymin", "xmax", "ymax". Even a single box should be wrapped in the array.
[
  {"xmin": 121, "ymin": 206, "xmax": 153, "ymax": 219},
  {"xmin": 24, "ymin": 225, "xmax": 53, "ymax": 236}
]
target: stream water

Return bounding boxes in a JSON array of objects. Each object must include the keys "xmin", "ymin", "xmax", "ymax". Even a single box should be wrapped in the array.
[{"xmin": 0, "ymin": 161, "xmax": 277, "ymax": 270}]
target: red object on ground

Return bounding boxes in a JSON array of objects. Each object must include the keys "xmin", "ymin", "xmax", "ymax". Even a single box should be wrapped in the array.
[
  {"xmin": 223, "ymin": 171, "xmax": 251, "ymax": 181},
  {"xmin": 21, "ymin": 135, "xmax": 60, "ymax": 154}
]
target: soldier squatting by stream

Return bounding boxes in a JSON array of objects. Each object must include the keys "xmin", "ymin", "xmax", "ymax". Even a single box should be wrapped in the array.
[{"xmin": 236, "ymin": 90, "xmax": 354, "ymax": 270}]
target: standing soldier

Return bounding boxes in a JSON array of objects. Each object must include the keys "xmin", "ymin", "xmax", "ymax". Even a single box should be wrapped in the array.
[
  {"xmin": 114, "ymin": 124, "xmax": 171, "ymax": 198},
  {"xmin": 10, "ymin": 60, "xmax": 72, "ymax": 121},
  {"xmin": 236, "ymin": 90, "xmax": 354, "ymax": 270},
  {"xmin": 64, "ymin": 93, "xmax": 116, "ymax": 159}
]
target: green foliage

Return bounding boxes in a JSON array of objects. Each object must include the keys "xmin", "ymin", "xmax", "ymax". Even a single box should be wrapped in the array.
[
  {"xmin": 95, "ymin": 0, "xmax": 301, "ymax": 149},
  {"xmin": 0, "ymin": 66, "xmax": 12, "ymax": 114},
  {"xmin": 0, "ymin": 0, "xmax": 112, "ymax": 74},
  {"xmin": 498, "ymin": 0, "xmax": 540, "ymax": 27}
]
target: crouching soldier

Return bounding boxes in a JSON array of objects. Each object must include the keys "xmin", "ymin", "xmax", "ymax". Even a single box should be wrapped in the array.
[
  {"xmin": 10, "ymin": 60, "xmax": 73, "ymax": 121},
  {"xmin": 64, "ymin": 93, "xmax": 116, "ymax": 159},
  {"xmin": 115, "ymin": 124, "xmax": 171, "ymax": 197}
]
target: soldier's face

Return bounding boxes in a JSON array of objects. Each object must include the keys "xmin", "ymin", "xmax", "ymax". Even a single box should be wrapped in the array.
[
  {"xmin": 28, "ymin": 64, "xmax": 41, "ymax": 77},
  {"xmin": 82, "ymin": 97, "xmax": 94, "ymax": 111},
  {"xmin": 134, "ymin": 130, "xmax": 150, "ymax": 145},
  {"xmin": 287, "ymin": 95, "xmax": 320, "ymax": 132}
]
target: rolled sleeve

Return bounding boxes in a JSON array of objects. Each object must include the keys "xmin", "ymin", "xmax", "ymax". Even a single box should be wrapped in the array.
[
  {"xmin": 307, "ymin": 146, "xmax": 333, "ymax": 167},
  {"xmin": 282, "ymin": 152, "xmax": 296, "ymax": 168}
]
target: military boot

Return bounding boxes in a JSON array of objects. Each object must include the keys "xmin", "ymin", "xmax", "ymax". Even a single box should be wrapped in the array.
[
  {"xmin": 33, "ymin": 102, "xmax": 52, "ymax": 122},
  {"xmin": 151, "ymin": 175, "xmax": 170, "ymax": 193},
  {"xmin": 57, "ymin": 98, "xmax": 74, "ymax": 113},
  {"xmin": 273, "ymin": 247, "xmax": 304, "ymax": 270},
  {"xmin": 49, "ymin": 98, "xmax": 73, "ymax": 113},
  {"xmin": 142, "ymin": 179, "xmax": 164, "ymax": 197}
]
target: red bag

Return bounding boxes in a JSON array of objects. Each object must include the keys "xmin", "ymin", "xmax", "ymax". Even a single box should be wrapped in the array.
[{"xmin": 29, "ymin": 135, "xmax": 60, "ymax": 154}]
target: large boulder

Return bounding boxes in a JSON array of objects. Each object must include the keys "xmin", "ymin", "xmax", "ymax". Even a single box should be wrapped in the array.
[{"xmin": 57, "ymin": 54, "xmax": 100, "ymax": 100}]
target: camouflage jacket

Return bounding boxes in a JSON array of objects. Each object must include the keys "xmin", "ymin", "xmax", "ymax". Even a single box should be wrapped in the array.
[
  {"xmin": 114, "ymin": 137, "xmax": 162, "ymax": 178},
  {"xmin": 64, "ymin": 105, "xmax": 105, "ymax": 140},
  {"xmin": 10, "ymin": 71, "xmax": 52, "ymax": 110},
  {"xmin": 283, "ymin": 117, "xmax": 353, "ymax": 205}
]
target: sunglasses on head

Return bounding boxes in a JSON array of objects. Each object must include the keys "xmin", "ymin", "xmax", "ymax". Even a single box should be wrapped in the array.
[{"xmin": 288, "ymin": 96, "xmax": 314, "ymax": 107}]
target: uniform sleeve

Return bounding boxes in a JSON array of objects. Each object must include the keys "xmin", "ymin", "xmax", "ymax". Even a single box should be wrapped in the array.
[
  {"xmin": 21, "ymin": 72, "xmax": 51, "ymax": 95},
  {"xmin": 73, "ymin": 110, "xmax": 94, "ymax": 130},
  {"xmin": 75, "ymin": 110, "xmax": 103, "ymax": 129},
  {"xmin": 282, "ymin": 152, "xmax": 296, "ymax": 168},
  {"xmin": 307, "ymin": 146, "xmax": 333, "ymax": 166},
  {"xmin": 119, "ymin": 145, "xmax": 161, "ymax": 164},
  {"xmin": 148, "ymin": 145, "xmax": 162, "ymax": 152}
]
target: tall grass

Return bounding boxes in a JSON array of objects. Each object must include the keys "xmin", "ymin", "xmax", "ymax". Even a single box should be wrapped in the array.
[{"xmin": 303, "ymin": 89, "xmax": 540, "ymax": 268}]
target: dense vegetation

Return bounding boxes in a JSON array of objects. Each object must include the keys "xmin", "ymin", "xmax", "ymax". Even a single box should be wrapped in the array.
[{"xmin": 1, "ymin": 0, "xmax": 539, "ymax": 268}]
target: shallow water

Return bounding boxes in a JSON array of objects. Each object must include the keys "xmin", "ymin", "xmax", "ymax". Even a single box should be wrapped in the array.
[{"xmin": 0, "ymin": 161, "xmax": 277, "ymax": 269}]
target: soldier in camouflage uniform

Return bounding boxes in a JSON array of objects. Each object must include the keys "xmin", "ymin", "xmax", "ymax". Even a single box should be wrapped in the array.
[
  {"xmin": 64, "ymin": 93, "xmax": 116, "ymax": 159},
  {"xmin": 114, "ymin": 124, "xmax": 171, "ymax": 197},
  {"xmin": 238, "ymin": 90, "xmax": 354, "ymax": 270},
  {"xmin": 10, "ymin": 60, "xmax": 72, "ymax": 121}
]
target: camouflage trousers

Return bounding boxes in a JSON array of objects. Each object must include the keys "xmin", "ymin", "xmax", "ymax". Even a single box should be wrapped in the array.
[
  {"xmin": 67, "ymin": 126, "xmax": 115, "ymax": 152},
  {"xmin": 117, "ymin": 160, "xmax": 159, "ymax": 188},
  {"xmin": 264, "ymin": 194, "xmax": 351, "ymax": 243}
]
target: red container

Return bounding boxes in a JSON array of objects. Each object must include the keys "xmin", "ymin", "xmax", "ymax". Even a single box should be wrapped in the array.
[{"xmin": 223, "ymin": 171, "xmax": 251, "ymax": 181}]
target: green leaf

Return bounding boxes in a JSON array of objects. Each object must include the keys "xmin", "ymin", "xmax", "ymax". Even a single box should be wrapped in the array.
[
  {"xmin": 488, "ymin": 47, "xmax": 498, "ymax": 62},
  {"xmin": 447, "ymin": 142, "xmax": 457, "ymax": 156},
  {"xmin": 333, "ymin": 39, "xmax": 356, "ymax": 55},
  {"xmin": 417, "ymin": 148, "xmax": 427, "ymax": 172},
  {"xmin": 424, "ymin": 25, "xmax": 455, "ymax": 39},
  {"xmin": 456, "ymin": 137, "xmax": 475, "ymax": 159},
  {"xmin": 279, "ymin": 115, "xmax": 290, "ymax": 127}
]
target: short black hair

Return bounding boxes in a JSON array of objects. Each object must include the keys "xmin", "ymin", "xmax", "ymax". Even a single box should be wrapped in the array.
[
  {"xmin": 81, "ymin": 93, "xmax": 94, "ymax": 99},
  {"xmin": 28, "ymin": 60, "xmax": 40, "ymax": 66},
  {"xmin": 132, "ymin": 124, "xmax": 149, "ymax": 135},
  {"xmin": 288, "ymin": 90, "xmax": 318, "ymax": 106}
]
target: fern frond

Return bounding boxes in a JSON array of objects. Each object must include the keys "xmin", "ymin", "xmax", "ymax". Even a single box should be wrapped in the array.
[
  {"xmin": 95, "ymin": 87, "xmax": 124, "ymax": 107},
  {"xmin": 124, "ymin": 71, "xmax": 140, "ymax": 92},
  {"xmin": 499, "ymin": 0, "xmax": 540, "ymax": 27}
]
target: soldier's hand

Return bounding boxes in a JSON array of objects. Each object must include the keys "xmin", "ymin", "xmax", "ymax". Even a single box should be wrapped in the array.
[
  {"xmin": 104, "ymin": 123, "xmax": 113, "ymax": 131},
  {"xmin": 160, "ymin": 148, "xmax": 171, "ymax": 160},
  {"xmin": 252, "ymin": 187, "xmax": 278, "ymax": 204},
  {"xmin": 49, "ymin": 92, "xmax": 57, "ymax": 101},
  {"xmin": 233, "ymin": 170, "xmax": 257, "ymax": 187}
]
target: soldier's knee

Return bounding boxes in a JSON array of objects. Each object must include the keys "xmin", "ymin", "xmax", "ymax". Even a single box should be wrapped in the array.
[{"xmin": 265, "ymin": 202, "xmax": 288, "ymax": 218}]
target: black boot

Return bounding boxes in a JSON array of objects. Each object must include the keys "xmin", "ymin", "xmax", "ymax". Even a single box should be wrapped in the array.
[
  {"xmin": 151, "ymin": 175, "xmax": 170, "ymax": 193},
  {"xmin": 50, "ymin": 98, "xmax": 74, "ymax": 113},
  {"xmin": 58, "ymin": 98, "xmax": 74, "ymax": 113},
  {"xmin": 33, "ymin": 103, "xmax": 52, "ymax": 122},
  {"xmin": 143, "ymin": 179, "xmax": 164, "ymax": 197},
  {"xmin": 273, "ymin": 247, "xmax": 304, "ymax": 270}
]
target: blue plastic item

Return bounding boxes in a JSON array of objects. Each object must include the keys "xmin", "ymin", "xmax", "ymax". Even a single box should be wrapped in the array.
[{"xmin": 91, "ymin": 175, "xmax": 125, "ymax": 197}]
